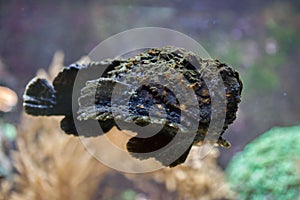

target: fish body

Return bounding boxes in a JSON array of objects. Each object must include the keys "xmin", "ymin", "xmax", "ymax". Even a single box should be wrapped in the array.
[{"xmin": 23, "ymin": 46, "xmax": 242, "ymax": 167}]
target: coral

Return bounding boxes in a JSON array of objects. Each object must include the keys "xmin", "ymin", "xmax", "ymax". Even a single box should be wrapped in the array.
[
  {"xmin": 2, "ymin": 115, "xmax": 110, "ymax": 200},
  {"xmin": 0, "ymin": 86, "xmax": 18, "ymax": 113},
  {"xmin": 148, "ymin": 147, "xmax": 235, "ymax": 200},
  {"xmin": 226, "ymin": 126, "xmax": 300, "ymax": 200}
]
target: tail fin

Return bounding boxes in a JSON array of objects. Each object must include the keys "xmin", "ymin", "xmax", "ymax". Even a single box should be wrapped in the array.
[{"xmin": 23, "ymin": 77, "xmax": 56, "ymax": 116}]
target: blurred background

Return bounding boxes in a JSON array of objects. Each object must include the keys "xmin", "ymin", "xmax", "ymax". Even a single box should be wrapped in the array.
[{"xmin": 0, "ymin": 0, "xmax": 300, "ymax": 199}]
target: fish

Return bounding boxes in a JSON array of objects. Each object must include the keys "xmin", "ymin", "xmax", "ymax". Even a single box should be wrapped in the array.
[{"xmin": 23, "ymin": 46, "xmax": 243, "ymax": 167}]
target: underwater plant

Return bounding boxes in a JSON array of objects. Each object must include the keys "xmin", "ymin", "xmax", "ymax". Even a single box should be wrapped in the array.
[{"xmin": 226, "ymin": 126, "xmax": 300, "ymax": 200}]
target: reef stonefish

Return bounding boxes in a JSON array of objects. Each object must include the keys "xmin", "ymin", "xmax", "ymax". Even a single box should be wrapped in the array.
[{"xmin": 23, "ymin": 46, "xmax": 242, "ymax": 167}]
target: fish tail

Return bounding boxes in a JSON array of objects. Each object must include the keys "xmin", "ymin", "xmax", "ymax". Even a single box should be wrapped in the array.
[{"xmin": 23, "ymin": 77, "xmax": 56, "ymax": 116}]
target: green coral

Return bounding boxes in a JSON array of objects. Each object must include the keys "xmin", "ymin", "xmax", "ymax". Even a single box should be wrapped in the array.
[{"xmin": 226, "ymin": 126, "xmax": 300, "ymax": 200}]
